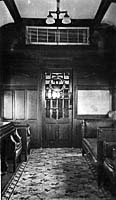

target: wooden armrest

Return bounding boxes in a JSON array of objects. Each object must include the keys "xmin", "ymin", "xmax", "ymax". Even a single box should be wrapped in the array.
[
  {"xmin": 27, "ymin": 127, "xmax": 31, "ymax": 136},
  {"xmin": 10, "ymin": 135, "xmax": 17, "ymax": 145},
  {"xmin": 15, "ymin": 128, "xmax": 21, "ymax": 141}
]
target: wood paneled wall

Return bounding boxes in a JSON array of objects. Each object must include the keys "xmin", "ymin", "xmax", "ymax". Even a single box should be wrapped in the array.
[
  {"xmin": 1, "ymin": 71, "xmax": 42, "ymax": 148},
  {"xmin": 3, "ymin": 89, "xmax": 37, "ymax": 120},
  {"xmin": 0, "ymin": 23, "xmax": 116, "ymax": 148},
  {"xmin": 2, "ymin": 65, "xmax": 111, "ymax": 148}
]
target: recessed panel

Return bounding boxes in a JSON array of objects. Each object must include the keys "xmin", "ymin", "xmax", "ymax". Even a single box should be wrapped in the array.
[
  {"xmin": 4, "ymin": 90, "xmax": 13, "ymax": 119},
  {"xmin": 15, "ymin": 90, "xmax": 25, "ymax": 119},
  {"xmin": 27, "ymin": 90, "xmax": 37, "ymax": 120}
]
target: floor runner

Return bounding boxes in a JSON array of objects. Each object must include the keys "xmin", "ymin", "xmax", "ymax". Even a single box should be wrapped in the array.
[{"xmin": 2, "ymin": 148, "xmax": 113, "ymax": 200}]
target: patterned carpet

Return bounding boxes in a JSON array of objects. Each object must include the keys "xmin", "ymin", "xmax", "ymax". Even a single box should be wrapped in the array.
[{"xmin": 2, "ymin": 148, "xmax": 114, "ymax": 200}]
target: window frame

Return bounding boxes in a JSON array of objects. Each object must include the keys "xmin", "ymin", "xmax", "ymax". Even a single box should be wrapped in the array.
[{"xmin": 26, "ymin": 26, "xmax": 90, "ymax": 45}]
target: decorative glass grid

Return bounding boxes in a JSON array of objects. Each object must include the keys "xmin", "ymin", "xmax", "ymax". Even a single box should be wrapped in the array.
[
  {"xmin": 26, "ymin": 26, "xmax": 89, "ymax": 45},
  {"xmin": 45, "ymin": 72, "xmax": 72, "ymax": 120}
]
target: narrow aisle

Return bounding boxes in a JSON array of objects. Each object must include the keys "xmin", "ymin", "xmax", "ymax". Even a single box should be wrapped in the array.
[{"xmin": 3, "ymin": 148, "xmax": 112, "ymax": 200}]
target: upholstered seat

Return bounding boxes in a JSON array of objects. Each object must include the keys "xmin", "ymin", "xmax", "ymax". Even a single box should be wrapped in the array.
[
  {"xmin": 81, "ymin": 119, "xmax": 115, "ymax": 186},
  {"xmin": 104, "ymin": 157, "xmax": 116, "ymax": 194},
  {"xmin": 101, "ymin": 129, "xmax": 116, "ymax": 194}
]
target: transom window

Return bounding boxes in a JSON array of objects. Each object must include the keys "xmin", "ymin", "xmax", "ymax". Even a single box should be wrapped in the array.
[{"xmin": 26, "ymin": 26, "xmax": 89, "ymax": 45}]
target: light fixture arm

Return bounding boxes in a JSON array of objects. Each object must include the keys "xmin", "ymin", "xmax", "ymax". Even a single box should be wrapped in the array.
[
  {"xmin": 57, "ymin": 0, "xmax": 60, "ymax": 20},
  {"xmin": 46, "ymin": 0, "xmax": 71, "ymax": 25},
  {"xmin": 49, "ymin": 0, "xmax": 68, "ymax": 19}
]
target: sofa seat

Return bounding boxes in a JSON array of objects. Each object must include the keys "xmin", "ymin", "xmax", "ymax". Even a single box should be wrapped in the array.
[
  {"xmin": 82, "ymin": 138, "xmax": 97, "ymax": 163},
  {"xmin": 104, "ymin": 157, "xmax": 116, "ymax": 194},
  {"xmin": 103, "ymin": 141, "xmax": 116, "ymax": 181}
]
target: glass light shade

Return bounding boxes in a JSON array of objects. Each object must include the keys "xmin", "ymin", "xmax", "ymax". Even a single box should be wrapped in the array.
[
  {"xmin": 62, "ymin": 13, "xmax": 71, "ymax": 24},
  {"xmin": 46, "ymin": 13, "xmax": 55, "ymax": 24}
]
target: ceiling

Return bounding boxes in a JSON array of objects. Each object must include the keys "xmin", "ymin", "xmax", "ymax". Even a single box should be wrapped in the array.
[
  {"xmin": 0, "ymin": 0, "xmax": 116, "ymax": 27},
  {"xmin": 14, "ymin": 0, "xmax": 101, "ymax": 19}
]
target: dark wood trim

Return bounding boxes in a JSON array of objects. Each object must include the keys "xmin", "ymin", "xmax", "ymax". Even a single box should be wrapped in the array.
[
  {"xmin": 94, "ymin": 0, "xmax": 112, "ymax": 26},
  {"xmin": 77, "ymin": 85, "xmax": 111, "ymax": 90},
  {"xmin": 76, "ymin": 115, "xmax": 108, "ymax": 120},
  {"xmin": 22, "ymin": 18, "xmax": 94, "ymax": 27},
  {"xmin": 3, "ymin": 0, "xmax": 21, "ymax": 23}
]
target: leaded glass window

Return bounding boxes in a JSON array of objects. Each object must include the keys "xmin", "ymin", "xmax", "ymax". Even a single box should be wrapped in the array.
[{"xmin": 45, "ymin": 72, "xmax": 72, "ymax": 119}]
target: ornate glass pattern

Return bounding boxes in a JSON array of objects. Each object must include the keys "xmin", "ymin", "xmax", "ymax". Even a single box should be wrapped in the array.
[{"xmin": 45, "ymin": 72, "xmax": 72, "ymax": 119}]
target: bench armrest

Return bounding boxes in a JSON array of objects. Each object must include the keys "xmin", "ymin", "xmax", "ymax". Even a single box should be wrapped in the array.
[{"xmin": 15, "ymin": 128, "xmax": 22, "ymax": 142}]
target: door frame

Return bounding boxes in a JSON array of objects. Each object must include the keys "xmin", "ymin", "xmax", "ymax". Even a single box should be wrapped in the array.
[{"xmin": 41, "ymin": 68, "xmax": 73, "ymax": 147}]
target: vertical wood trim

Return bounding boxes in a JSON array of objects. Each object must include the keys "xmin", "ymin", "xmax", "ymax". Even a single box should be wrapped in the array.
[
  {"xmin": 1, "ymin": 90, "xmax": 4, "ymax": 120},
  {"xmin": 112, "ymin": 88, "xmax": 116, "ymax": 111},
  {"xmin": 13, "ymin": 90, "xmax": 15, "ymax": 120},
  {"xmin": 73, "ymin": 69, "xmax": 78, "ymax": 119},
  {"xmin": 25, "ymin": 89, "xmax": 27, "ymax": 120},
  {"xmin": 11, "ymin": 90, "xmax": 13, "ymax": 120}
]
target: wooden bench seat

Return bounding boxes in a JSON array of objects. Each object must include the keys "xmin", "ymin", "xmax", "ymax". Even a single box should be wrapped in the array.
[
  {"xmin": 98, "ymin": 127, "xmax": 116, "ymax": 194},
  {"xmin": 81, "ymin": 119, "xmax": 114, "ymax": 186},
  {"xmin": 0, "ymin": 122, "xmax": 22, "ymax": 173},
  {"xmin": 14, "ymin": 122, "xmax": 31, "ymax": 161}
]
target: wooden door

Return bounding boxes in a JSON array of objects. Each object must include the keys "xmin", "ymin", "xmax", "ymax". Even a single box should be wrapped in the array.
[{"xmin": 42, "ymin": 71, "xmax": 73, "ymax": 147}]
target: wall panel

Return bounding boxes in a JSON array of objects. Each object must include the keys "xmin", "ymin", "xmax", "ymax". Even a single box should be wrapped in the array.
[
  {"xmin": 15, "ymin": 90, "xmax": 25, "ymax": 119},
  {"xmin": 4, "ymin": 90, "xmax": 13, "ymax": 119},
  {"xmin": 27, "ymin": 90, "xmax": 37, "ymax": 120}
]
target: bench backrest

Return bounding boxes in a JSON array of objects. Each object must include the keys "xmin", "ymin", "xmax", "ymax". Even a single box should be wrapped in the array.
[
  {"xmin": 82, "ymin": 119, "xmax": 114, "ymax": 138},
  {"xmin": 98, "ymin": 127, "xmax": 116, "ymax": 141}
]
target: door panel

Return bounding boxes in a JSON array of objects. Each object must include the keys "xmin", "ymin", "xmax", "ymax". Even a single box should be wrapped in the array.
[{"xmin": 42, "ymin": 71, "xmax": 72, "ymax": 147}]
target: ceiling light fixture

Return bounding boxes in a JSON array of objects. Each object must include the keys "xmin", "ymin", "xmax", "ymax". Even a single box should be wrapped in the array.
[{"xmin": 46, "ymin": 0, "xmax": 71, "ymax": 25}]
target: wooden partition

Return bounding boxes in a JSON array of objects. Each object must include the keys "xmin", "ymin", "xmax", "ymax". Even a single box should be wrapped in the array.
[{"xmin": 1, "ymin": 70, "xmax": 42, "ymax": 148}]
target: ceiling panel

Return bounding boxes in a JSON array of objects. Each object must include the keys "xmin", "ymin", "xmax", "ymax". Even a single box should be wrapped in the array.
[
  {"xmin": 0, "ymin": 1, "xmax": 14, "ymax": 27},
  {"xmin": 14, "ymin": 0, "xmax": 101, "ymax": 19},
  {"xmin": 0, "ymin": 0, "xmax": 116, "ymax": 27},
  {"xmin": 14, "ymin": 0, "xmax": 56, "ymax": 18},
  {"xmin": 102, "ymin": 3, "xmax": 116, "ymax": 25},
  {"xmin": 60, "ymin": 0, "xmax": 101, "ymax": 19}
]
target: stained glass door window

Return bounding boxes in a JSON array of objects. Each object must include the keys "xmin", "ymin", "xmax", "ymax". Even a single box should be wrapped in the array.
[{"xmin": 45, "ymin": 72, "xmax": 72, "ymax": 120}]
